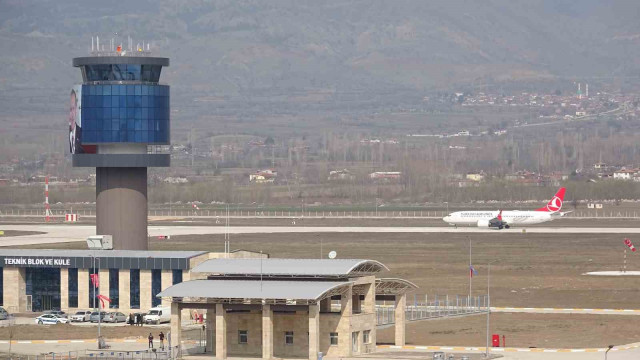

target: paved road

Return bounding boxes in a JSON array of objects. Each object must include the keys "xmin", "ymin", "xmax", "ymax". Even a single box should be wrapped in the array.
[
  {"xmin": 2, "ymin": 225, "xmax": 640, "ymax": 247},
  {"xmin": 491, "ymin": 307, "xmax": 640, "ymax": 315}
]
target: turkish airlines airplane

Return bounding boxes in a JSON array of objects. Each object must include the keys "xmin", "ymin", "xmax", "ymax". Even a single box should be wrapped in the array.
[{"xmin": 442, "ymin": 188, "xmax": 568, "ymax": 229}]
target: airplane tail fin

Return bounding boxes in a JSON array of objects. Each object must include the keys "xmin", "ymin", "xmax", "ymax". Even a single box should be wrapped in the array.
[
  {"xmin": 497, "ymin": 210, "xmax": 503, "ymax": 220},
  {"xmin": 536, "ymin": 187, "xmax": 565, "ymax": 213}
]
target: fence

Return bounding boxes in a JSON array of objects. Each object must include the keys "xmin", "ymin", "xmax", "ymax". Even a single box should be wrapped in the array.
[
  {"xmin": 376, "ymin": 294, "xmax": 489, "ymax": 326},
  {"xmin": 1, "ymin": 208, "xmax": 640, "ymax": 219}
]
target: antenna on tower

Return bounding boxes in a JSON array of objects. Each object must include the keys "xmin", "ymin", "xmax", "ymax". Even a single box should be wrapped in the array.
[
  {"xmin": 97, "ymin": 36, "xmax": 100, "ymax": 52},
  {"xmin": 91, "ymin": 37, "xmax": 94, "ymax": 52}
]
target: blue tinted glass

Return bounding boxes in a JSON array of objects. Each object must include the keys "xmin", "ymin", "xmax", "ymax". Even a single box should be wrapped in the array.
[
  {"xmin": 119, "ymin": 108, "xmax": 126, "ymax": 120},
  {"xmin": 127, "ymin": 120, "xmax": 135, "ymax": 130},
  {"xmin": 112, "ymin": 119, "xmax": 119, "ymax": 130},
  {"xmin": 135, "ymin": 108, "xmax": 141, "ymax": 119},
  {"xmin": 111, "ymin": 85, "xmax": 119, "ymax": 96},
  {"xmin": 119, "ymin": 119, "xmax": 126, "ymax": 131},
  {"xmin": 128, "ymin": 130, "xmax": 135, "ymax": 140},
  {"xmin": 127, "ymin": 107, "xmax": 135, "ymax": 119},
  {"xmin": 141, "ymin": 131, "xmax": 148, "ymax": 142},
  {"xmin": 103, "ymin": 108, "xmax": 111, "ymax": 119},
  {"xmin": 112, "ymin": 95, "xmax": 119, "ymax": 107},
  {"xmin": 148, "ymin": 96, "xmax": 155, "ymax": 108},
  {"xmin": 103, "ymin": 119, "xmax": 110, "ymax": 131},
  {"xmin": 102, "ymin": 96, "xmax": 110, "ymax": 108},
  {"xmin": 111, "ymin": 108, "xmax": 119, "ymax": 119},
  {"xmin": 142, "ymin": 96, "xmax": 148, "ymax": 107},
  {"xmin": 103, "ymin": 85, "xmax": 111, "ymax": 96},
  {"xmin": 127, "ymin": 96, "xmax": 135, "ymax": 107},
  {"xmin": 134, "ymin": 95, "xmax": 141, "ymax": 107},
  {"xmin": 135, "ymin": 85, "xmax": 141, "ymax": 96},
  {"xmin": 141, "ymin": 119, "xmax": 148, "ymax": 130},
  {"xmin": 135, "ymin": 120, "xmax": 142, "ymax": 130},
  {"xmin": 142, "ymin": 108, "xmax": 148, "ymax": 119},
  {"xmin": 127, "ymin": 85, "xmax": 135, "ymax": 95},
  {"xmin": 120, "ymin": 130, "xmax": 126, "ymax": 141},
  {"xmin": 141, "ymin": 85, "xmax": 148, "ymax": 96}
]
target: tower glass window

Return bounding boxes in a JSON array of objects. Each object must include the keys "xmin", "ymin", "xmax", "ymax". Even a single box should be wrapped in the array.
[
  {"xmin": 80, "ymin": 84, "xmax": 169, "ymax": 144},
  {"xmin": 130, "ymin": 269, "xmax": 140, "ymax": 309},
  {"xmin": 26, "ymin": 268, "xmax": 61, "ymax": 312}
]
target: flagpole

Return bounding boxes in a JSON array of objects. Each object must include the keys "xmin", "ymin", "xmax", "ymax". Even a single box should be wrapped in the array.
[{"xmin": 469, "ymin": 239, "xmax": 472, "ymax": 297}]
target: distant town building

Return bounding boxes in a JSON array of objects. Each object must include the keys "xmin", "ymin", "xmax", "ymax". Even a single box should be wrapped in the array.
[
  {"xmin": 613, "ymin": 169, "xmax": 637, "ymax": 180},
  {"xmin": 465, "ymin": 172, "xmax": 485, "ymax": 182},
  {"xmin": 369, "ymin": 171, "xmax": 402, "ymax": 181},
  {"xmin": 328, "ymin": 169, "xmax": 355, "ymax": 182},
  {"xmin": 250, "ymin": 169, "xmax": 277, "ymax": 183}
]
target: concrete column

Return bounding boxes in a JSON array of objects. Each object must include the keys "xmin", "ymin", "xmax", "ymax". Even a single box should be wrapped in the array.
[
  {"xmin": 339, "ymin": 286, "xmax": 353, "ymax": 357},
  {"xmin": 161, "ymin": 270, "xmax": 172, "ymax": 307},
  {"xmin": 60, "ymin": 268, "xmax": 69, "ymax": 311},
  {"xmin": 170, "ymin": 302, "xmax": 182, "ymax": 354},
  {"xmin": 394, "ymin": 294, "xmax": 406, "ymax": 346},
  {"xmin": 99, "ymin": 269, "xmax": 110, "ymax": 309},
  {"xmin": 308, "ymin": 304, "xmax": 320, "ymax": 360},
  {"xmin": 119, "ymin": 270, "xmax": 130, "ymax": 311},
  {"xmin": 78, "ymin": 269, "xmax": 89, "ymax": 309},
  {"xmin": 364, "ymin": 281, "xmax": 376, "ymax": 347},
  {"xmin": 262, "ymin": 304, "xmax": 273, "ymax": 359},
  {"xmin": 320, "ymin": 298, "xmax": 331, "ymax": 313},
  {"xmin": 3, "ymin": 267, "xmax": 26, "ymax": 312},
  {"xmin": 96, "ymin": 167, "xmax": 148, "ymax": 250},
  {"xmin": 206, "ymin": 307, "xmax": 215, "ymax": 353},
  {"xmin": 215, "ymin": 303, "xmax": 227, "ymax": 359},
  {"xmin": 140, "ymin": 270, "xmax": 152, "ymax": 311}
]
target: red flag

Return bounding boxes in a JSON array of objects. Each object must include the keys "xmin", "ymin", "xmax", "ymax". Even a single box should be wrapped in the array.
[
  {"xmin": 97, "ymin": 294, "xmax": 111, "ymax": 309},
  {"xmin": 90, "ymin": 273, "xmax": 99, "ymax": 288},
  {"xmin": 624, "ymin": 238, "xmax": 636, "ymax": 252}
]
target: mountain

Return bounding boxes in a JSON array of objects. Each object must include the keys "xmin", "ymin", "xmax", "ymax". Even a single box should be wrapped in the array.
[{"xmin": 1, "ymin": 0, "xmax": 640, "ymax": 123}]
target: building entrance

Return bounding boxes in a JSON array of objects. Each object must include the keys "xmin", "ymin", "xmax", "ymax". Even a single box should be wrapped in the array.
[{"xmin": 26, "ymin": 268, "xmax": 61, "ymax": 311}]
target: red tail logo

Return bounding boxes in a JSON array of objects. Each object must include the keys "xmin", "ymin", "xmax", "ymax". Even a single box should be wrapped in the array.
[
  {"xmin": 497, "ymin": 210, "xmax": 503, "ymax": 220},
  {"xmin": 536, "ymin": 187, "xmax": 565, "ymax": 212}
]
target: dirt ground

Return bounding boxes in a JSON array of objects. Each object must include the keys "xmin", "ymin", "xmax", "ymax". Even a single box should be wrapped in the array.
[
  {"xmin": 0, "ymin": 324, "xmax": 169, "ymax": 340},
  {"xmin": 24, "ymin": 230, "xmax": 640, "ymax": 309},
  {"xmin": 15, "ymin": 229, "xmax": 640, "ymax": 347},
  {"xmin": 378, "ymin": 313, "xmax": 640, "ymax": 348}
]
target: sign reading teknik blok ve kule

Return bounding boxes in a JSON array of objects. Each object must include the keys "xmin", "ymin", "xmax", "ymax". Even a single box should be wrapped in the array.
[{"xmin": 624, "ymin": 238, "xmax": 636, "ymax": 252}]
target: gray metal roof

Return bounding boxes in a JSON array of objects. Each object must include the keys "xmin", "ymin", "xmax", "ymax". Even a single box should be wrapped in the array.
[
  {"xmin": 0, "ymin": 249, "xmax": 206, "ymax": 259},
  {"xmin": 157, "ymin": 279, "xmax": 351, "ymax": 301},
  {"xmin": 191, "ymin": 258, "xmax": 388, "ymax": 277}
]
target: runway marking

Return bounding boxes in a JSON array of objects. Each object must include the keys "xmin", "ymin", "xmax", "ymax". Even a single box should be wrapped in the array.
[
  {"xmin": 491, "ymin": 306, "xmax": 640, "ymax": 314},
  {"xmin": 378, "ymin": 345, "xmax": 640, "ymax": 352}
]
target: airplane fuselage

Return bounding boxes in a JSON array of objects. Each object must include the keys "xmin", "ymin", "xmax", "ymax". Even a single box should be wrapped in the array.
[{"xmin": 443, "ymin": 210, "xmax": 553, "ymax": 227}]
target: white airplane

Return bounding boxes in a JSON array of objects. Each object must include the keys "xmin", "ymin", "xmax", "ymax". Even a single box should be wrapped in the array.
[{"xmin": 442, "ymin": 188, "xmax": 568, "ymax": 229}]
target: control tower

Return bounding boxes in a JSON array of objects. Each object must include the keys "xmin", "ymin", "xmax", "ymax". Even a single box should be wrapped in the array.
[{"xmin": 70, "ymin": 40, "xmax": 170, "ymax": 250}]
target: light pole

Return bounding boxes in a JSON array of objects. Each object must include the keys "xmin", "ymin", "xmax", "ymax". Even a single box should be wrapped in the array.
[
  {"xmin": 90, "ymin": 255, "xmax": 102, "ymax": 343},
  {"xmin": 605, "ymin": 345, "xmax": 614, "ymax": 360},
  {"xmin": 486, "ymin": 260, "xmax": 499, "ymax": 358}
]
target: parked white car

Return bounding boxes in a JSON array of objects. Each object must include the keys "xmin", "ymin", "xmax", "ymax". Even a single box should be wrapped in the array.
[
  {"xmin": 144, "ymin": 306, "xmax": 171, "ymax": 324},
  {"xmin": 70, "ymin": 310, "xmax": 92, "ymax": 322},
  {"xmin": 35, "ymin": 314, "xmax": 69, "ymax": 325}
]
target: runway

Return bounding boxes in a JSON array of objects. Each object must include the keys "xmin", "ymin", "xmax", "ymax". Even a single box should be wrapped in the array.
[{"xmin": 1, "ymin": 224, "xmax": 640, "ymax": 247}]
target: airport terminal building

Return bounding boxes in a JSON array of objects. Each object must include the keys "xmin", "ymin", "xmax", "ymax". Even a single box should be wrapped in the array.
[{"xmin": 0, "ymin": 249, "xmax": 263, "ymax": 313}]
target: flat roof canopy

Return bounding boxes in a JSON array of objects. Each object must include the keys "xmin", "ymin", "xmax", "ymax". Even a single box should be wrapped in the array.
[
  {"xmin": 158, "ymin": 279, "xmax": 352, "ymax": 304},
  {"xmin": 192, "ymin": 258, "xmax": 388, "ymax": 278}
]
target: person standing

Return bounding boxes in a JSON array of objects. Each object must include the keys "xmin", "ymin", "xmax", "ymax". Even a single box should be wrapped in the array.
[
  {"xmin": 159, "ymin": 331, "xmax": 165, "ymax": 350},
  {"xmin": 148, "ymin": 333, "xmax": 154, "ymax": 348}
]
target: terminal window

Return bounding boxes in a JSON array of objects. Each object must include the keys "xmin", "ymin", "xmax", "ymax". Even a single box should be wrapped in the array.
[
  {"xmin": 172, "ymin": 270, "xmax": 183, "ymax": 285},
  {"xmin": 238, "ymin": 330, "xmax": 248, "ymax": 344},
  {"xmin": 68, "ymin": 268, "xmax": 78, "ymax": 308},
  {"xmin": 130, "ymin": 269, "xmax": 140, "ymax": 309},
  {"xmin": 285, "ymin": 331, "xmax": 294, "ymax": 345},
  {"xmin": 151, "ymin": 269, "xmax": 162, "ymax": 307},
  {"xmin": 330, "ymin": 332, "xmax": 338, "ymax": 346},
  {"xmin": 88, "ymin": 268, "xmax": 99, "ymax": 309},
  {"xmin": 109, "ymin": 269, "xmax": 119, "ymax": 309},
  {"xmin": 80, "ymin": 84, "xmax": 169, "ymax": 144}
]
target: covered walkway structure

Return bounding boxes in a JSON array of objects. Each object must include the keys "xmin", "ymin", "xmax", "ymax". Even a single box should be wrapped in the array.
[{"xmin": 158, "ymin": 258, "xmax": 416, "ymax": 359}]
